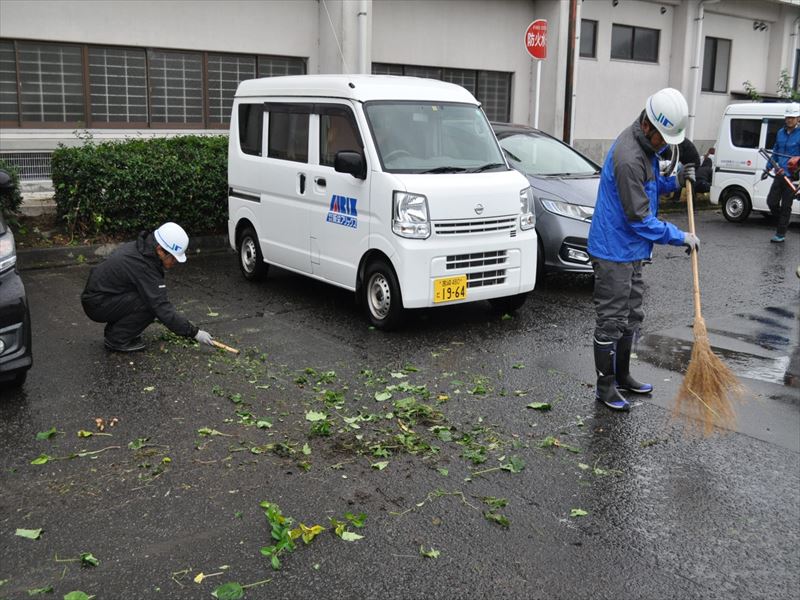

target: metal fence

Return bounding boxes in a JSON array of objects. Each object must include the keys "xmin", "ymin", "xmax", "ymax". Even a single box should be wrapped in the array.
[{"xmin": 0, "ymin": 152, "xmax": 53, "ymax": 181}]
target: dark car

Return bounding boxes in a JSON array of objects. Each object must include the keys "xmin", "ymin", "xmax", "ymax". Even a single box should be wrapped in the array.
[
  {"xmin": 0, "ymin": 187, "xmax": 32, "ymax": 388},
  {"xmin": 492, "ymin": 123, "xmax": 600, "ymax": 279}
]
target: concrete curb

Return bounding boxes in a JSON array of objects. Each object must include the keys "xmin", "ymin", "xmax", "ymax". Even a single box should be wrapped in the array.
[{"xmin": 16, "ymin": 234, "xmax": 231, "ymax": 271}]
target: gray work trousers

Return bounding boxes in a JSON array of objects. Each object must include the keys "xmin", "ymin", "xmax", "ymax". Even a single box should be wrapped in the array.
[
  {"xmin": 591, "ymin": 257, "xmax": 644, "ymax": 344},
  {"xmin": 82, "ymin": 292, "xmax": 155, "ymax": 345}
]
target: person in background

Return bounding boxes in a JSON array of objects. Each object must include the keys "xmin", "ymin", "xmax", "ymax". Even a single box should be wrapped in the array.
[
  {"xmin": 766, "ymin": 103, "xmax": 800, "ymax": 243},
  {"xmin": 587, "ymin": 88, "xmax": 700, "ymax": 412},
  {"xmin": 694, "ymin": 147, "xmax": 714, "ymax": 194},
  {"xmin": 81, "ymin": 222, "xmax": 214, "ymax": 352}
]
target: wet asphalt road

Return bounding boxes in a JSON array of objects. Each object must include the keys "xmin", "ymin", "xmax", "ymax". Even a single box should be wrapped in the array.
[{"xmin": 1, "ymin": 210, "xmax": 798, "ymax": 600}]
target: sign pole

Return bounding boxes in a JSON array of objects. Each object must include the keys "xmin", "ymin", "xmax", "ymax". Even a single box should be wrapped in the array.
[{"xmin": 534, "ymin": 59, "xmax": 541, "ymax": 129}]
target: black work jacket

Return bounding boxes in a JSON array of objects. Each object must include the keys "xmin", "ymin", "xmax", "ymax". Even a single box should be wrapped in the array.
[{"xmin": 81, "ymin": 231, "xmax": 198, "ymax": 338}]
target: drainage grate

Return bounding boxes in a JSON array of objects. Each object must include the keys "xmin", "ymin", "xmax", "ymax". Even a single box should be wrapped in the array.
[{"xmin": 0, "ymin": 152, "xmax": 52, "ymax": 181}]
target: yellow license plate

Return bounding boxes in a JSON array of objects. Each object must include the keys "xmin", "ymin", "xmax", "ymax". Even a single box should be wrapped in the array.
[{"xmin": 433, "ymin": 275, "xmax": 467, "ymax": 303}]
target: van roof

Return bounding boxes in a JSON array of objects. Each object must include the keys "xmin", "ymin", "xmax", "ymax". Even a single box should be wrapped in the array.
[
  {"xmin": 234, "ymin": 74, "xmax": 479, "ymax": 104},
  {"xmin": 723, "ymin": 102, "xmax": 796, "ymax": 116}
]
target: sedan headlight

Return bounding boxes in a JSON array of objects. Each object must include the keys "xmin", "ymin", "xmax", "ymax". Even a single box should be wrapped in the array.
[
  {"xmin": 392, "ymin": 191, "xmax": 430, "ymax": 239},
  {"xmin": 541, "ymin": 198, "xmax": 594, "ymax": 222},
  {"xmin": 0, "ymin": 233, "xmax": 16, "ymax": 273},
  {"xmin": 519, "ymin": 187, "xmax": 536, "ymax": 230}
]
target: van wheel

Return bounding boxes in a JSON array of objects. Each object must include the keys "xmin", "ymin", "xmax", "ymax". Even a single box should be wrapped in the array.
[
  {"xmin": 238, "ymin": 226, "xmax": 268, "ymax": 281},
  {"xmin": 722, "ymin": 190, "xmax": 751, "ymax": 223},
  {"xmin": 363, "ymin": 259, "xmax": 404, "ymax": 330},
  {"xmin": 488, "ymin": 293, "xmax": 528, "ymax": 314}
]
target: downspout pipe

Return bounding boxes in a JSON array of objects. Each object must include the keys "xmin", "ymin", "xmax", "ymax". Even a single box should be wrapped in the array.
[
  {"xmin": 687, "ymin": 0, "xmax": 720, "ymax": 141},
  {"xmin": 357, "ymin": 0, "xmax": 369, "ymax": 74},
  {"xmin": 563, "ymin": 0, "xmax": 577, "ymax": 143}
]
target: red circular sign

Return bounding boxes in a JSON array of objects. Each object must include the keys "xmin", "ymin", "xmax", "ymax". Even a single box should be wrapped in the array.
[{"xmin": 525, "ymin": 19, "xmax": 547, "ymax": 60}]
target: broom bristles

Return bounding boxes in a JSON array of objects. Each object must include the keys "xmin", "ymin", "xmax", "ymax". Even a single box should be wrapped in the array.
[{"xmin": 673, "ymin": 316, "xmax": 744, "ymax": 436}]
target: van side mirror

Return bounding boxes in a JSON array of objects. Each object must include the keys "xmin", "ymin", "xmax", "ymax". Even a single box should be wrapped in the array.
[{"xmin": 334, "ymin": 151, "xmax": 366, "ymax": 180}]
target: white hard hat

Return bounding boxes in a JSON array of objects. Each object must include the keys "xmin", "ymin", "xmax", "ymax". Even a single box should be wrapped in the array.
[
  {"xmin": 785, "ymin": 103, "xmax": 800, "ymax": 117},
  {"xmin": 154, "ymin": 222, "xmax": 189, "ymax": 263},
  {"xmin": 645, "ymin": 88, "xmax": 689, "ymax": 145}
]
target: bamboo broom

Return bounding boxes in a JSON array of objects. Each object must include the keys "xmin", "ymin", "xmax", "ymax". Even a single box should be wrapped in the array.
[{"xmin": 673, "ymin": 180, "xmax": 743, "ymax": 435}]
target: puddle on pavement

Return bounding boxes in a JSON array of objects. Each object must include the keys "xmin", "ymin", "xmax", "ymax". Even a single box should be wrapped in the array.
[{"xmin": 636, "ymin": 306, "xmax": 800, "ymax": 390}]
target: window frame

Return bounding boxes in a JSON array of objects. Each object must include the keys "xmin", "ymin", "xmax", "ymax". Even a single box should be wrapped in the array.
[
  {"xmin": 580, "ymin": 19, "xmax": 598, "ymax": 59},
  {"xmin": 701, "ymin": 36, "xmax": 731, "ymax": 94},
  {"xmin": 610, "ymin": 24, "xmax": 660, "ymax": 63},
  {"xmin": 265, "ymin": 102, "xmax": 312, "ymax": 164}
]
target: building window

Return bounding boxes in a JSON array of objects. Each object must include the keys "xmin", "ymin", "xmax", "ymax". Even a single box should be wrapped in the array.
[
  {"xmin": 0, "ymin": 41, "xmax": 19, "ymax": 123},
  {"xmin": 89, "ymin": 46, "xmax": 148, "ymax": 124},
  {"xmin": 238, "ymin": 103, "xmax": 263, "ymax": 156},
  {"xmin": 580, "ymin": 19, "xmax": 598, "ymax": 58},
  {"xmin": 18, "ymin": 41, "xmax": 85, "ymax": 123},
  {"xmin": 702, "ymin": 37, "xmax": 731, "ymax": 93},
  {"xmin": 372, "ymin": 63, "xmax": 511, "ymax": 122},
  {"xmin": 610, "ymin": 24, "xmax": 659, "ymax": 63},
  {"xmin": 268, "ymin": 109, "xmax": 309, "ymax": 163},
  {"xmin": 257, "ymin": 56, "xmax": 305, "ymax": 78},
  {"xmin": 209, "ymin": 54, "xmax": 256, "ymax": 126},
  {"xmin": 147, "ymin": 49, "xmax": 203, "ymax": 125}
]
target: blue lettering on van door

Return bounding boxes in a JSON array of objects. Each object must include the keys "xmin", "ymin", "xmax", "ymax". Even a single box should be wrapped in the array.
[{"xmin": 326, "ymin": 194, "xmax": 358, "ymax": 228}]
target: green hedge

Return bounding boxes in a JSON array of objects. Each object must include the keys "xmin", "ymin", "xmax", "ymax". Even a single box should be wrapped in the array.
[
  {"xmin": 0, "ymin": 160, "xmax": 23, "ymax": 219},
  {"xmin": 51, "ymin": 135, "xmax": 228, "ymax": 237}
]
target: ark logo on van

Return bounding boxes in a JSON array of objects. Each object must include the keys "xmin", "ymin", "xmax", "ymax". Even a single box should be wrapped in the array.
[{"xmin": 326, "ymin": 194, "xmax": 358, "ymax": 229}]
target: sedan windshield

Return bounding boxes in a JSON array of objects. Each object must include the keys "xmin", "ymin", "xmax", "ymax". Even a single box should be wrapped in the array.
[
  {"xmin": 498, "ymin": 132, "xmax": 599, "ymax": 177},
  {"xmin": 365, "ymin": 102, "xmax": 507, "ymax": 174}
]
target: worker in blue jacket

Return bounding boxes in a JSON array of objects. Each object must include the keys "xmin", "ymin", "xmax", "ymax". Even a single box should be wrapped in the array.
[
  {"xmin": 766, "ymin": 103, "xmax": 800, "ymax": 243},
  {"xmin": 587, "ymin": 88, "xmax": 700, "ymax": 411}
]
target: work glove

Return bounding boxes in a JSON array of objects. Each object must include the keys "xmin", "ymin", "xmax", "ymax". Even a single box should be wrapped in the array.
[
  {"xmin": 683, "ymin": 232, "xmax": 700, "ymax": 255},
  {"xmin": 678, "ymin": 164, "xmax": 696, "ymax": 188},
  {"xmin": 194, "ymin": 330, "xmax": 214, "ymax": 346}
]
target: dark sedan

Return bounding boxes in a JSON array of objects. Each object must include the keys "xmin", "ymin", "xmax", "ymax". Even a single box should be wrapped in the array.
[
  {"xmin": 0, "ymin": 208, "xmax": 32, "ymax": 388},
  {"xmin": 492, "ymin": 123, "xmax": 599, "ymax": 279}
]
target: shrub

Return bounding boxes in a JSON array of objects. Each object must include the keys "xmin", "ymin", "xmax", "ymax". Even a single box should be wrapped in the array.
[
  {"xmin": 0, "ymin": 160, "xmax": 24, "ymax": 219},
  {"xmin": 51, "ymin": 134, "xmax": 228, "ymax": 238}
]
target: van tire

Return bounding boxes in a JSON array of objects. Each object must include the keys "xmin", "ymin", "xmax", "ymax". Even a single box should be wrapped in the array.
[
  {"xmin": 488, "ymin": 293, "xmax": 528, "ymax": 314},
  {"xmin": 363, "ymin": 259, "xmax": 404, "ymax": 330},
  {"xmin": 238, "ymin": 226, "xmax": 269, "ymax": 281},
  {"xmin": 721, "ymin": 189, "xmax": 751, "ymax": 223}
]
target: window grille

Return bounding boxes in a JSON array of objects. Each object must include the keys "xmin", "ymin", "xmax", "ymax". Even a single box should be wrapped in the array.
[
  {"xmin": 208, "ymin": 54, "xmax": 256, "ymax": 125},
  {"xmin": 89, "ymin": 46, "xmax": 148, "ymax": 123},
  {"xmin": 257, "ymin": 56, "xmax": 305, "ymax": 78},
  {"xmin": 148, "ymin": 49, "xmax": 203, "ymax": 124},
  {"xmin": 18, "ymin": 42, "xmax": 84, "ymax": 122},
  {"xmin": 0, "ymin": 41, "xmax": 18, "ymax": 122}
]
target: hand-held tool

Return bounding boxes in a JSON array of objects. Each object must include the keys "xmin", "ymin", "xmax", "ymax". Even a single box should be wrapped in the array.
[{"xmin": 211, "ymin": 340, "xmax": 240, "ymax": 355}]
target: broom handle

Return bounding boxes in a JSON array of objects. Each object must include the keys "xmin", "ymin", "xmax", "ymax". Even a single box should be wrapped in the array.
[{"xmin": 684, "ymin": 179, "xmax": 703, "ymax": 320}]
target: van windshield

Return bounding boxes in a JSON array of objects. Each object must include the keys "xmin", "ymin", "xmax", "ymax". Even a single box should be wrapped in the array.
[{"xmin": 364, "ymin": 102, "xmax": 507, "ymax": 174}]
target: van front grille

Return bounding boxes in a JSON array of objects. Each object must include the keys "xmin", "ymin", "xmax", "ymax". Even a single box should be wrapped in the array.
[
  {"xmin": 446, "ymin": 251, "xmax": 507, "ymax": 270},
  {"xmin": 434, "ymin": 216, "xmax": 517, "ymax": 235},
  {"xmin": 467, "ymin": 270, "xmax": 506, "ymax": 288}
]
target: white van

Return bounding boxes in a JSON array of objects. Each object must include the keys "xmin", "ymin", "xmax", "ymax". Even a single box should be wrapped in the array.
[
  {"xmin": 227, "ymin": 75, "xmax": 537, "ymax": 329},
  {"xmin": 710, "ymin": 102, "xmax": 800, "ymax": 222}
]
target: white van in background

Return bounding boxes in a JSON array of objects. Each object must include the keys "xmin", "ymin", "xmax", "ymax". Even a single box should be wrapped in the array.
[
  {"xmin": 711, "ymin": 102, "xmax": 800, "ymax": 222},
  {"xmin": 227, "ymin": 75, "xmax": 537, "ymax": 329}
]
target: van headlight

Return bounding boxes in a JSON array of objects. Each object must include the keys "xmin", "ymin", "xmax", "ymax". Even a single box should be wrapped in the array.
[
  {"xmin": 541, "ymin": 198, "xmax": 594, "ymax": 222},
  {"xmin": 0, "ymin": 234, "xmax": 17, "ymax": 273},
  {"xmin": 392, "ymin": 191, "xmax": 430, "ymax": 239},
  {"xmin": 519, "ymin": 187, "xmax": 536, "ymax": 230}
]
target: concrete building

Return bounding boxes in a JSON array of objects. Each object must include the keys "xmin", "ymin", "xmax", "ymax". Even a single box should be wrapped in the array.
[{"xmin": 1, "ymin": 0, "xmax": 798, "ymax": 199}]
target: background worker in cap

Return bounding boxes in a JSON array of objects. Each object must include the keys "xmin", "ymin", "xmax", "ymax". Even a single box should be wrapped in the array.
[
  {"xmin": 587, "ymin": 87, "xmax": 700, "ymax": 412},
  {"xmin": 766, "ymin": 103, "xmax": 800, "ymax": 243},
  {"xmin": 81, "ymin": 222, "xmax": 213, "ymax": 352}
]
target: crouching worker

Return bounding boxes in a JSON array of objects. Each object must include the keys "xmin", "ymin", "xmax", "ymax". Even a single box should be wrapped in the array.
[{"xmin": 81, "ymin": 222, "xmax": 214, "ymax": 352}]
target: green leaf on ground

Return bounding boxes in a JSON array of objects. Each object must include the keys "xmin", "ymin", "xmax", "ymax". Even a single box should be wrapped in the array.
[
  {"xmin": 512, "ymin": 363, "xmax": 525, "ymax": 369},
  {"xmin": 374, "ymin": 390, "xmax": 392, "ymax": 402},
  {"xmin": 63, "ymin": 592, "xmax": 92, "ymax": 600},
  {"xmin": 501, "ymin": 456, "xmax": 525, "ymax": 473},
  {"xmin": 30, "ymin": 454, "xmax": 53, "ymax": 465},
  {"xmin": 570, "ymin": 508, "xmax": 588, "ymax": 517},
  {"xmin": 420, "ymin": 546, "xmax": 440, "ymax": 558},
  {"xmin": 16, "ymin": 528, "xmax": 43, "ymax": 540},
  {"xmin": 371, "ymin": 461, "xmax": 389, "ymax": 471},
  {"xmin": 344, "ymin": 512, "xmax": 367, "ymax": 528},
  {"xmin": 197, "ymin": 428, "xmax": 229, "ymax": 437},
  {"xmin": 484, "ymin": 511, "xmax": 510, "ymax": 528},
  {"xmin": 26, "ymin": 586, "xmax": 54, "ymax": 595},
  {"xmin": 526, "ymin": 402, "xmax": 551, "ymax": 411},
  {"xmin": 437, "ymin": 467, "xmax": 449, "ymax": 477},
  {"xmin": 305, "ymin": 410, "xmax": 327, "ymax": 422},
  {"xmin": 483, "ymin": 497, "xmax": 508, "ymax": 509},
  {"xmin": 301, "ymin": 443, "xmax": 311, "ymax": 455},
  {"xmin": 36, "ymin": 427, "xmax": 58, "ymax": 440},
  {"xmin": 77, "ymin": 430, "xmax": 94, "ymax": 438},
  {"xmin": 79, "ymin": 552, "xmax": 99, "ymax": 567},
  {"xmin": 212, "ymin": 582, "xmax": 244, "ymax": 600},
  {"xmin": 127, "ymin": 437, "xmax": 149, "ymax": 450},
  {"xmin": 339, "ymin": 531, "xmax": 363, "ymax": 542}
]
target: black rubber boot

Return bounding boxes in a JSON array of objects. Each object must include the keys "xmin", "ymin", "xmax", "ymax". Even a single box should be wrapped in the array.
[
  {"xmin": 594, "ymin": 339, "xmax": 630, "ymax": 411},
  {"xmin": 615, "ymin": 334, "xmax": 653, "ymax": 394}
]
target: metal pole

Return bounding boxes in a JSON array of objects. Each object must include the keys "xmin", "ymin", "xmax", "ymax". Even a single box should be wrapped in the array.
[{"xmin": 534, "ymin": 60, "xmax": 541, "ymax": 129}]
